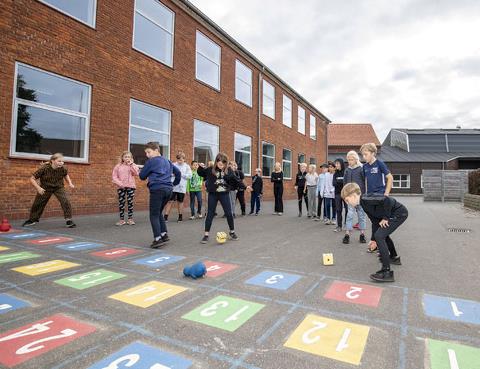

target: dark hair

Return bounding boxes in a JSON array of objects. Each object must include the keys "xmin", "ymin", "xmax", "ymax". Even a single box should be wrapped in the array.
[
  {"xmin": 212, "ymin": 153, "xmax": 229, "ymax": 175},
  {"xmin": 145, "ymin": 142, "xmax": 160, "ymax": 151},
  {"xmin": 335, "ymin": 158, "xmax": 345, "ymax": 171},
  {"xmin": 176, "ymin": 151, "xmax": 186, "ymax": 160},
  {"xmin": 321, "ymin": 163, "xmax": 328, "ymax": 168},
  {"xmin": 191, "ymin": 160, "xmax": 198, "ymax": 165},
  {"xmin": 327, "ymin": 161, "xmax": 335, "ymax": 167}
]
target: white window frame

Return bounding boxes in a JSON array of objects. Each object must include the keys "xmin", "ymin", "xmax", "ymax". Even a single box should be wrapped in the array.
[
  {"xmin": 234, "ymin": 132, "xmax": 252, "ymax": 176},
  {"xmin": 310, "ymin": 114, "xmax": 316, "ymax": 140},
  {"xmin": 282, "ymin": 94, "xmax": 292, "ymax": 128},
  {"xmin": 10, "ymin": 62, "xmax": 91, "ymax": 163},
  {"xmin": 262, "ymin": 79, "xmax": 275, "ymax": 119},
  {"xmin": 132, "ymin": 0, "xmax": 175, "ymax": 68},
  {"xmin": 298, "ymin": 153, "xmax": 306, "ymax": 165},
  {"xmin": 282, "ymin": 148, "xmax": 292, "ymax": 179},
  {"xmin": 37, "ymin": 0, "xmax": 97, "ymax": 28},
  {"xmin": 421, "ymin": 174, "xmax": 424, "ymax": 189},
  {"xmin": 261, "ymin": 141, "xmax": 275, "ymax": 177},
  {"xmin": 298, "ymin": 106, "xmax": 305, "ymax": 135},
  {"xmin": 392, "ymin": 174, "xmax": 410, "ymax": 189},
  {"xmin": 235, "ymin": 60, "xmax": 253, "ymax": 107},
  {"xmin": 193, "ymin": 119, "xmax": 220, "ymax": 161},
  {"xmin": 195, "ymin": 30, "xmax": 221, "ymax": 91},
  {"xmin": 128, "ymin": 99, "xmax": 171, "ymax": 163}
]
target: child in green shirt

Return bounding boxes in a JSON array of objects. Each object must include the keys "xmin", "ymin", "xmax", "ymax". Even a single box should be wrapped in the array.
[{"xmin": 187, "ymin": 160, "xmax": 204, "ymax": 219}]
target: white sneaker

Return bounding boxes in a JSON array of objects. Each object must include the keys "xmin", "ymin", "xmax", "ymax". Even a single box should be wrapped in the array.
[
  {"xmin": 189, "ymin": 216, "xmax": 195, "ymax": 220},
  {"xmin": 278, "ymin": 212, "xmax": 283, "ymax": 216}
]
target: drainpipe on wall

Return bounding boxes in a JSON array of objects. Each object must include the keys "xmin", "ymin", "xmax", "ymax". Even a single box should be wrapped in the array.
[{"xmin": 257, "ymin": 67, "xmax": 264, "ymax": 169}]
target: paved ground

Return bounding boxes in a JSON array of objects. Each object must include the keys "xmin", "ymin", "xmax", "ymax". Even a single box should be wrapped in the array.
[{"xmin": 0, "ymin": 197, "xmax": 479, "ymax": 369}]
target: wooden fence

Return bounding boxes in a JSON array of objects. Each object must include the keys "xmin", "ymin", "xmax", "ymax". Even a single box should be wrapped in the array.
[{"xmin": 422, "ymin": 170, "xmax": 470, "ymax": 202}]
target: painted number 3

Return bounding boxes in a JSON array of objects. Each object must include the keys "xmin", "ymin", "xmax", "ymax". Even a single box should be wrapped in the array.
[
  {"xmin": 265, "ymin": 275, "xmax": 284, "ymax": 284},
  {"xmin": 102, "ymin": 354, "xmax": 170, "ymax": 369},
  {"xmin": 302, "ymin": 321, "xmax": 351, "ymax": 352}
]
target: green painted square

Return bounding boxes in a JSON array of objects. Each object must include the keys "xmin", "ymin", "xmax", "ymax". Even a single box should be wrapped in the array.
[
  {"xmin": 55, "ymin": 269, "xmax": 126, "ymax": 290},
  {"xmin": 182, "ymin": 295, "xmax": 265, "ymax": 332},
  {"xmin": 0, "ymin": 252, "xmax": 41, "ymax": 264},
  {"xmin": 428, "ymin": 338, "xmax": 480, "ymax": 369}
]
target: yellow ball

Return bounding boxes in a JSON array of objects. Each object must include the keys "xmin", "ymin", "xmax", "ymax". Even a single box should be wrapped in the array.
[{"xmin": 216, "ymin": 231, "xmax": 228, "ymax": 244}]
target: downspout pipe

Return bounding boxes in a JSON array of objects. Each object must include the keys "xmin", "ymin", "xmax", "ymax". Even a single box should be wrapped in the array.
[{"xmin": 258, "ymin": 67, "xmax": 264, "ymax": 170}]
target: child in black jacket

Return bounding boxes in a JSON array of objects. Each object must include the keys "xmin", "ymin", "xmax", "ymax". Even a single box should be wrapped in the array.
[
  {"xmin": 248, "ymin": 168, "xmax": 263, "ymax": 215},
  {"xmin": 197, "ymin": 153, "xmax": 245, "ymax": 244},
  {"xmin": 342, "ymin": 183, "xmax": 408, "ymax": 282},
  {"xmin": 333, "ymin": 158, "xmax": 348, "ymax": 232}
]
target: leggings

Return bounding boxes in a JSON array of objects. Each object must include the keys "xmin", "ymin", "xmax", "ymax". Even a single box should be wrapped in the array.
[
  {"xmin": 205, "ymin": 192, "xmax": 234, "ymax": 232},
  {"xmin": 118, "ymin": 188, "xmax": 135, "ymax": 219}
]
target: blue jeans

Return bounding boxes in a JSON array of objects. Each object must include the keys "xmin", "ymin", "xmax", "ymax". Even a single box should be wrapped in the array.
[
  {"xmin": 149, "ymin": 188, "xmax": 172, "ymax": 238},
  {"xmin": 250, "ymin": 192, "xmax": 261, "ymax": 214},
  {"xmin": 346, "ymin": 204, "xmax": 367, "ymax": 231},
  {"xmin": 189, "ymin": 191, "xmax": 202, "ymax": 216},
  {"xmin": 323, "ymin": 198, "xmax": 334, "ymax": 219}
]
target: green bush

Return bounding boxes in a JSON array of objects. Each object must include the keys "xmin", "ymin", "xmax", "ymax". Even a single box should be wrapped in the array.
[{"xmin": 469, "ymin": 169, "xmax": 480, "ymax": 195}]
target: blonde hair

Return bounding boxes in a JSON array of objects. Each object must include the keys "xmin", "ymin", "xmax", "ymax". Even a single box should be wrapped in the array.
[
  {"xmin": 346, "ymin": 150, "xmax": 360, "ymax": 163},
  {"xmin": 42, "ymin": 153, "xmax": 64, "ymax": 166},
  {"xmin": 360, "ymin": 143, "xmax": 377, "ymax": 155},
  {"xmin": 120, "ymin": 151, "xmax": 133, "ymax": 163},
  {"xmin": 341, "ymin": 182, "xmax": 361, "ymax": 200},
  {"xmin": 300, "ymin": 162, "xmax": 307, "ymax": 168},
  {"xmin": 274, "ymin": 162, "xmax": 282, "ymax": 172},
  {"xmin": 309, "ymin": 164, "xmax": 317, "ymax": 171}
]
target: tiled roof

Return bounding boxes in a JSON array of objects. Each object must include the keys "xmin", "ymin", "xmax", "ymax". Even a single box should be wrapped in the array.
[{"xmin": 328, "ymin": 123, "xmax": 381, "ymax": 147}]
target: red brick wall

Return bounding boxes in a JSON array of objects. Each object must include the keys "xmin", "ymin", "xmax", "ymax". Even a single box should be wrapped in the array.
[{"xmin": 0, "ymin": 0, "xmax": 328, "ymax": 219}]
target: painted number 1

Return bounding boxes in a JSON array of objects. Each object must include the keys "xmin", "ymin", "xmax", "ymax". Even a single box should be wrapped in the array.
[
  {"xmin": 302, "ymin": 321, "xmax": 351, "ymax": 352},
  {"xmin": 102, "ymin": 354, "xmax": 170, "ymax": 369},
  {"xmin": 200, "ymin": 301, "xmax": 250, "ymax": 323},
  {"xmin": 447, "ymin": 349, "xmax": 460, "ymax": 369},
  {"xmin": 450, "ymin": 301, "xmax": 463, "ymax": 317}
]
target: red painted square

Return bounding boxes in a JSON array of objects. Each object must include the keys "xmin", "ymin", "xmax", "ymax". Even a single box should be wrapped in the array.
[
  {"xmin": 26, "ymin": 237, "xmax": 74, "ymax": 245},
  {"xmin": 90, "ymin": 247, "xmax": 141, "ymax": 259},
  {"xmin": 323, "ymin": 280, "xmax": 383, "ymax": 307},
  {"xmin": 204, "ymin": 261, "xmax": 238, "ymax": 278},
  {"xmin": 0, "ymin": 313, "xmax": 96, "ymax": 367}
]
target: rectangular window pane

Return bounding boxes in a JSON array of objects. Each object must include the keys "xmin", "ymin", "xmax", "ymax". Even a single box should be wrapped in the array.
[
  {"xmin": 235, "ymin": 133, "xmax": 251, "ymax": 175},
  {"xmin": 133, "ymin": 12, "xmax": 173, "ymax": 66},
  {"xmin": 235, "ymin": 151, "xmax": 250, "ymax": 175},
  {"xmin": 282, "ymin": 148, "xmax": 291, "ymax": 161},
  {"xmin": 194, "ymin": 120, "xmax": 218, "ymax": 145},
  {"xmin": 17, "ymin": 65, "xmax": 89, "ymax": 113},
  {"xmin": 131, "ymin": 100, "xmax": 170, "ymax": 133},
  {"xmin": 196, "ymin": 53, "xmax": 220, "ymax": 89},
  {"xmin": 298, "ymin": 106, "xmax": 305, "ymax": 134},
  {"xmin": 310, "ymin": 157, "xmax": 316, "ymax": 165},
  {"xmin": 282, "ymin": 149, "xmax": 292, "ymax": 179},
  {"xmin": 235, "ymin": 60, "xmax": 252, "ymax": 106},
  {"xmin": 262, "ymin": 80, "xmax": 275, "ymax": 119},
  {"xmin": 194, "ymin": 120, "xmax": 219, "ymax": 164},
  {"xmin": 39, "ymin": 0, "xmax": 96, "ymax": 26},
  {"xmin": 298, "ymin": 153, "xmax": 305, "ymax": 163},
  {"xmin": 16, "ymin": 104, "xmax": 85, "ymax": 158},
  {"xmin": 130, "ymin": 127, "xmax": 169, "ymax": 165},
  {"xmin": 282, "ymin": 95, "xmax": 292, "ymax": 127},
  {"xmin": 262, "ymin": 143, "xmax": 274, "ymax": 157},
  {"xmin": 310, "ymin": 115, "xmax": 316, "ymax": 139},
  {"xmin": 197, "ymin": 31, "xmax": 220, "ymax": 62},
  {"xmin": 262, "ymin": 142, "xmax": 275, "ymax": 177},
  {"xmin": 136, "ymin": 0, "xmax": 173, "ymax": 31}
]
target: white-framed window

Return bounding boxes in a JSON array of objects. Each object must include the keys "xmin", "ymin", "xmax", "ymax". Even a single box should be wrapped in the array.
[
  {"xmin": 262, "ymin": 141, "xmax": 275, "ymax": 177},
  {"xmin": 129, "ymin": 99, "xmax": 171, "ymax": 165},
  {"xmin": 235, "ymin": 60, "xmax": 252, "ymax": 107},
  {"xmin": 38, "ymin": 0, "xmax": 97, "ymax": 28},
  {"xmin": 298, "ymin": 153, "xmax": 306, "ymax": 164},
  {"xmin": 282, "ymin": 94, "xmax": 292, "ymax": 128},
  {"xmin": 393, "ymin": 174, "xmax": 410, "ymax": 189},
  {"xmin": 194, "ymin": 119, "xmax": 219, "ymax": 164},
  {"xmin": 11, "ymin": 62, "xmax": 91, "ymax": 162},
  {"xmin": 310, "ymin": 114, "xmax": 316, "ymax": 140},
  {"xmin": 133, "ymin": 0, "xmax": 175, "ymax": 67},
  {"xmin": 234, "ymin": 133, "xmax": 251, "ymax": 176},
  {"xmin": 298, "ymin": 106, "xmax": 305, "ymax": 135},
  {"xmin": 282, "ymin": 148, "xmax": 292, "ymax": 179},
  {"xmin": 262, "ymin": 80, "xmax": 275, "ymax": 119},
  {"xmin": 310, "ymin": 157, "xmax": 316, "ymax": 165},
  {"xmin": 196, "ymin": 31, "xmax": 221, "ymax": 90},
  {"xmin": 421, "ymin": 174, "xmax": 424, "ymax": 189}
]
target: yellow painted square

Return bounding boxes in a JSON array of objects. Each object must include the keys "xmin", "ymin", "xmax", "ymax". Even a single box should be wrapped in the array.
[
  {"xmin": 323, "ymin": 253, "xmax": 334, "ymax": 265},
  {"xmin": 11, "ymin": 260, "xmax": 80, "ymax": 276},
  {"xmin": 0, "ymin": 246, "xmax": 9, "ymax": 252},
  {"xmin": 109, "ymin": 281, "xmax": 187, "ymax": 308},
  {"xmin": 284, "ymin": 314, "xmax": 370, "ymax": 365}
]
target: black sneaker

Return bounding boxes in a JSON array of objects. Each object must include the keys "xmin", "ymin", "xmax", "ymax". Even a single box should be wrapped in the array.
[
  {"xmin": 200, "ymin": 235, "xmax": 209, "ymax": 244},
  {"xmin": 22, "ymin": 220, "xmax": 37, "ymax": 227},
  {"xmin": 229, "ymin": 231, "xmax": 239, "ymax": 241},
  {"xmin": 164, "ymin": 214, "xmax": 168, "ymax": 222},
  {"xmin": 342, "ymin": 234, "xmax": 350, "ymax": 244},
  {"xmin": 161, "ymin": 234, "xmax": 170, "ymax": 243},
  {"xmin": 66, "ymin": 220, "xmax": 76, "ymax": 228},
  {"xmin": 359, "ymin": 234, "xmax": 367, "ymax": 243},
  {"xmin": 390, "ymin": 256, "xmax": 402, "ymax": 265},
  {"xmin": 150, "ymin": 238, "xmax": 164, "ymax": 249},
  {"xmin": 370, "ymin": 269, "xmax": 394, "ymax": 282},
  {"xmin": 177, "ymin": 214, "xmax": 183, "ymax": 222}
]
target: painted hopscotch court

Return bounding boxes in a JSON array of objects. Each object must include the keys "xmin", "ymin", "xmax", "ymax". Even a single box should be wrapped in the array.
[{"xmin": 0, "ymin": 199, "xmax": 479, "ymax": 369}]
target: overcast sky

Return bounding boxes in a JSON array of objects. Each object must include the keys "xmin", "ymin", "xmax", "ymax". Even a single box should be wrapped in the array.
[{"xmin": 189, "ymin": 0, "xmax": 480, "ymax": 141}]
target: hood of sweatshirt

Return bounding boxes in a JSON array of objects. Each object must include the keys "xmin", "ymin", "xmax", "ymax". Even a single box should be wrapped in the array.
[{"xmin": 348, "ymin": 162, "xmax": 362, "ymax": 169}]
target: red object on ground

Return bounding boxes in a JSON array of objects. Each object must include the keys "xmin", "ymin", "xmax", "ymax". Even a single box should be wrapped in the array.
[
  {"xmin": 0, "ymin": 217, "xmax": 11, "ymax": 232},
  {"xmin": 353, "ymin": 223, "xmax": 360, "ymax": 229}
]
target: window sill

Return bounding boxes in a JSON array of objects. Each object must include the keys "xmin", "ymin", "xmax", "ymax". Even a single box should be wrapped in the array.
[
  {"xmin": 9, "ymin": 153, "xmax": 89, "ymax": 165},
  {"xmin": 195, "ymin": 78, "xmax": 221, "ymax": 93}
]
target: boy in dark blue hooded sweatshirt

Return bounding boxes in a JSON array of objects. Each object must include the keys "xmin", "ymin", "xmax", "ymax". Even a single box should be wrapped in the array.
[{"xmin": 333, "ymin": 158, "xmax": 348, "ymax": 232}]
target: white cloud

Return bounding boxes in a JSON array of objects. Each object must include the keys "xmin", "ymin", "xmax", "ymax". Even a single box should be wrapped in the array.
[{"xmin": 189, "ymin": 0, "xmax": 480, "ymax": 140}]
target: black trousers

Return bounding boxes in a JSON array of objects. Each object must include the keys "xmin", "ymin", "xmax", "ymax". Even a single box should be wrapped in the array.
[
  {"xmin": 335, "ymin": 193, "xmax": 348, "ymax": 227},
  {"xmin": 297, "ymin": 188, "xmax": 308, "ymax": 213},
  {"xmin": 371, "ymin": 209, "xmax": 408, "ymax": 270},
  {"xmin": 205, "ymin": 192, "xmax": 234, "ymax": 232},
  {"xmin": 273, "ymin": 183, "xmax": 284, "ymax": 213},
  {"xmin": 236, "ymin": 190, "xmax": 246, "ymax": 214},
  {"xmin": 317, "ymin": 194, "xmax": 323, "ymax": 218}
]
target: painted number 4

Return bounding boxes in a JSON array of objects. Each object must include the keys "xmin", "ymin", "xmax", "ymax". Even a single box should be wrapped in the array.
[
  {"xmin": 103, "ymin": 354, "xmax": 170, "ymax": 369},
  {"xmin": 200, "ymin": 301, "xmax": 249, "ymax": 323},
  {"xmin": 302, "ymin": 321, "xmax": 351, "ymax": 352}
]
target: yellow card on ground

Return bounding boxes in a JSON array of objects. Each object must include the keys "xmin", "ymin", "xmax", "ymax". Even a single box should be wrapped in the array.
[
  {"xmin": 284, "ymin": 314, "xmax": 370, "ymax": 365},
  {"xmin": 109, "ymin": 281, "xmax": 187, "ymax": 308},
  {"xmin": 0, "ymin": 246, "xmax": 10, "ymax": 252},
  {"xmin": 12, "ymin": 260, "xmax": 80, "ymax": 276}
]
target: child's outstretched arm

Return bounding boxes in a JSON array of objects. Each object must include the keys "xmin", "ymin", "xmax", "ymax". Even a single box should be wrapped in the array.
[
  {"xmin": 30, "ymin": 176, "xmax": 45, "ymax": 195},
  {"xmin": 65, "ymin": 175, "xmax": 75, "ymax": 188}
]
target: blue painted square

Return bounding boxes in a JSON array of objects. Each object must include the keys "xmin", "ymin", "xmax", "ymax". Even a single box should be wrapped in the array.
[
  {"xmin": 0, "ymin": 232, "xmax": 46, "ymax": 240},
  {"xmin": 56, "ymin": 242, "xmax": 105, "ymax": 251},
  {"xmin": 0, "ymin": 293, "xmax": 30, "ymax": 314},
  {"xmin": 423, "ymin": 294, "xmax": 480, "ymax": 325},
  {"xmin": 133, "ymin": 253, "xmax": 185, "ymax": 268},
  {"xmin": 245, "ymin": 270, "xmax": 302, "ymax": 290},
  {"xmin": 87, "ymin": 341, "xmax": 192, "ymax": 369}
]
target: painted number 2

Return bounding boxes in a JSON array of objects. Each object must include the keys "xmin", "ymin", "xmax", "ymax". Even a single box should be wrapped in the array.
[
  {"xmin": 102, "ymin": 354, "xmax": 170, "ymax": 369},
  {"xmin": 302, "ymin": 321, "xmax": 351, "ymax": 352},
  {"xmin": 200, "ymin": 301, "xmax": 250, "ymax": 323},
  {"xmin": 346, "ymin": 286, "xmax": 362, "ymax": 300}
]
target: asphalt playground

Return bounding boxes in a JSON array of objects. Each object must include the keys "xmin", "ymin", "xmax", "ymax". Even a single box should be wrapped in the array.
[{"xmin": 0, "ymin": 196, "xmax": 479, "ymax": 369}]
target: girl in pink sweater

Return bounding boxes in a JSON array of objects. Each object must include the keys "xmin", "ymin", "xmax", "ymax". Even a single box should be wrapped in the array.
[{"xmin": 112, "ymin": 151, "xmax": 139, "ymax": 225}]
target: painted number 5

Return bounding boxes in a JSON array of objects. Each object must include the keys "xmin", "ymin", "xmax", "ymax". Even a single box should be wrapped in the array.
[
  {"xmin": 346, "ymin": 287, "xmax": 363, "ymax": 300},
  {"xmin": 265, "ymin": 275, "xmax": 284, "ymax": 284}
]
